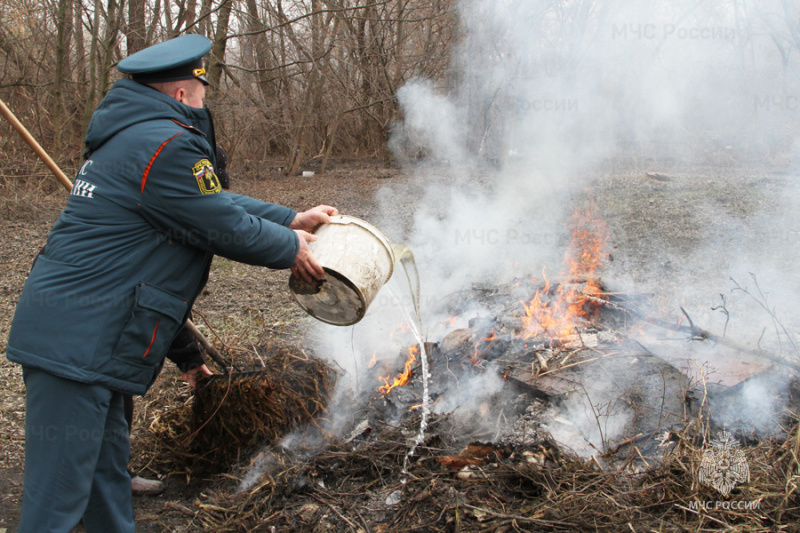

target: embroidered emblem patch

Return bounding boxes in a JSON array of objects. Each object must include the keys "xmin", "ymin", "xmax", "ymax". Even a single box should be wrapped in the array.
[{"xmin": 193, "ymin": 159, "xmax": 222, "ymax": 194}]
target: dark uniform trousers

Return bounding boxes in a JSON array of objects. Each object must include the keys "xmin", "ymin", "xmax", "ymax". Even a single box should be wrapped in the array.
[{"xmin": 18, "ymin": 367, "xmax": 135, "ymax": 532}]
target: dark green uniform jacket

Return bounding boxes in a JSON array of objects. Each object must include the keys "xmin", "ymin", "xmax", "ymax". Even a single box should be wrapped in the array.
[{"xmin": 7, "ymin": 79, "xmax": 299, "ymax": 395}]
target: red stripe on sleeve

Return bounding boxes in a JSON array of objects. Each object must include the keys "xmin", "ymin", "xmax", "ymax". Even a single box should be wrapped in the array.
[{"xmin": 141, "ymin": 133, "xmax": 183, "ymax": 193}]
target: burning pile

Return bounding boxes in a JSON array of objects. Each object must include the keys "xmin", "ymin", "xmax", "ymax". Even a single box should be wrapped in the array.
[
  {"xmin": 374, "ymin": 200, "xmax": 614, "ymax": 403},
  {"xmin": 359, "ymin": 201, "xmax": 700, "ymax": 465},
  {"xmin": 130, "ymin": 201, "xmax": 800, "ymax": 532}
]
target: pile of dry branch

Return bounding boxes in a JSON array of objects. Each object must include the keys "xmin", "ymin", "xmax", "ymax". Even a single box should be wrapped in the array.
[
  {"xmin": 139, "ymin": 346, "xmax": 335, "ymax": 473},
  {"xmin": 189, "ymin": 413, "xmax": 800, "ymax": 532},
  {"xmin": 129, "ymin": 275, "xmax": 800, "ymax": 532}
]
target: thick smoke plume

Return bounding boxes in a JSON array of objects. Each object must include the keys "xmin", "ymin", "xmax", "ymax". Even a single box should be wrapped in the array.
[{"xmin": 311, "ymin": 0, "xmax": 800, "ymax": 452}]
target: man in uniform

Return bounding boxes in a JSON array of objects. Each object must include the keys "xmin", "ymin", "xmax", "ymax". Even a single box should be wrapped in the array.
[
  {"xmin": 126, "ymin": 144, "xmax": 231, "ymax": 497},
  {"xmin": 6, "ymin": 34, "xmax": 336, "ymax": 532}
]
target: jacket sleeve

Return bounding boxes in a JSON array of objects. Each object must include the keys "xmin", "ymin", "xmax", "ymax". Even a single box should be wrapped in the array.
[
  {"xmin": 139, "ymin": 133, "xmax": 299, "ymax": 268},
  {"xmin": 227, "ymin": 193, "xmax": 297, "ymax": 226}
]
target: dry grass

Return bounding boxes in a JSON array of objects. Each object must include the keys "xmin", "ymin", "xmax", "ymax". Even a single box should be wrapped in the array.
[
  {"xmin": 158, "ymin": 411, "xmax": 800, "ymax": 532},
  {"xmin": 127, "ymin": 329, "xmax": 800, "ymax": 532}
]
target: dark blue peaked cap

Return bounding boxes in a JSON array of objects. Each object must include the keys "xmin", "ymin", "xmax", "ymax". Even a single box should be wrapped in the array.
[{"xmin": 118, "ymin": 34, "xmax": 212, "ymax": 85}]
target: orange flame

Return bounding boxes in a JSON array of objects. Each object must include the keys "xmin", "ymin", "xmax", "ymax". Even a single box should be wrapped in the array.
[
  {"xmin": 520, "ymin": 202, "xmax": 609, "ymax": 340},
  {"xmin": 368, "ymin": 351, "xmax": 377, "ymax": 368},
  {"xmin": 378, "ymin": 345, "xmax": 419, "ymax": 395},
  {"xmin": 389, "ymin": 323, "xmax": 411, "ymax": 339},
  {"xmin": 471, "ymin": 329, "xmax": 497, "ymax": 364},
  {"xmin": 410, "ymin": 397, "xmax": 440, "ymax": 410}
]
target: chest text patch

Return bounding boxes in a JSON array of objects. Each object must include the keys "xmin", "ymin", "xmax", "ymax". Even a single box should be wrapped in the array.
[
  {"xmin": 71, "ymin": 179, "xmax": 96, "ymax": 198},
  {"xmin": 193, "ymin": 159, "xmax": 222, "ymax": 194}
]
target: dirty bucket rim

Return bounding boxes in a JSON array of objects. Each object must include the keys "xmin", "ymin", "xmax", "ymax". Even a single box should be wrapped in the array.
[
  {"xmin": 289, "ymin": 267, "xmax": 368, "ymax": 326},
  {"xmin": 326, "ymin": 214, "xmax": 396, "ymax": 275}
]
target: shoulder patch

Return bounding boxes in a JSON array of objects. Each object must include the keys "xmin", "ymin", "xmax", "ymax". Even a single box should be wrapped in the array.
[{"xmin": 193, "ymin": 159, "xmax": 222, "ymax": 194}]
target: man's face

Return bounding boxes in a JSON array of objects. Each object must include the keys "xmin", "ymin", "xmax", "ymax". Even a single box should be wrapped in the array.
[{"xmin": 178, "ymin": 79, "xmax": 206, "ymax": 109}]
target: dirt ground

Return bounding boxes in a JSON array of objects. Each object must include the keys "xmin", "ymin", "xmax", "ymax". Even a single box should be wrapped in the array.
[{"xmin": 1, "ymin": 156, "xmax": 798, "ymax": 531}]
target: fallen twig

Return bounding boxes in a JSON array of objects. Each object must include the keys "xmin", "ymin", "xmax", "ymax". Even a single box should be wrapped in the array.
[{"xmin": 605, "ymin": 293, "xmax": 800, "ymax": 372}]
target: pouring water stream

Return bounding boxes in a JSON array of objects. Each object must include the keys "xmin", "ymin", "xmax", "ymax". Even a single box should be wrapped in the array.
[
  {"xmin": 389, "ymin": 245, "xmax": 430, "ymax": 478},
  {"xmin": 288, "ymin": 217, "xmax": 431, "ymax": 479}
]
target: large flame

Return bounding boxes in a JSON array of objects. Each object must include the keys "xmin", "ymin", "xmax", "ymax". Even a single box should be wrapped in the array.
[
  {"xmin": 376, "ymin": 204, "xmax": 608, "ymax": 393},
  {"xmin": 520, "ymin": 202, "xmax": 609, "ymax": 340},
  {"xmin": 378, "ymin": 344, "xmax": 419, "ymax": 395}
]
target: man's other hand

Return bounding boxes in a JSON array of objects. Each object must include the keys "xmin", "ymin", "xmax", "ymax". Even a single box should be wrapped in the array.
[
  {"xmin": 291, "ymin": 230, "xmax": 325, "ymax": 282},
  {"xmin": 290, "ymin": 205, "xmax": 338, "ymax": 233},
  {"xmin": 181, "ymin": 364, "xmax": 213, "ymax": 387}
]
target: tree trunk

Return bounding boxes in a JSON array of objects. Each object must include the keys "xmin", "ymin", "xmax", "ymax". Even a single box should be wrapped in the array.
[
  {"xmin": 208, "ymin": 0, "xmax": 233, "ymax": 89},
  {"xmin": 127, "ymin": 0, "xmax": 146, "ymax": 53},
  {"xmin": 74, "ymin": 0, "xmax": 87, "ymax": 87},
  {"xmin": 198, "ymin": 0, "xmax": 213, "ymax": 37},
  {"xmin": 164, "ymin": 0, "xmax": 174, "ymax": 38},
  {"xmin": 98, "ymin": 0, "xmax": 124, "ymax": 97},
  {"xmin": 181, "ymin": 0, "xmax": 199, "ymax": 35},
  {"xmin": 320, "ymin": 112, "xmax": 342, "ymax": 174},
  {"xmin": 82, "ymin": 0, "xmax": 103, "ymax": 135},
  {"xmin": 145, "ymin": 0, "xmax": 162, "ymax": 46},
  {"xmin": 52, "ymin": 0, "xmax": 74, "ymax": 156}
]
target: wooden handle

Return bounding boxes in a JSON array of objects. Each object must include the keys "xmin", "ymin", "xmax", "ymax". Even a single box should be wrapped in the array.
[
  {"xmin": 0, "ymin": 97, "xmax": 73, "ymax": 192},
  {"xmin": 184, "ymin": 319, "xmax": 230, "ymax": 371}
]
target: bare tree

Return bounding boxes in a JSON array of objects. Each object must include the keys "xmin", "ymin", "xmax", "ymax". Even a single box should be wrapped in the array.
[
  {"xmin": 52, "ymin": 0, "xmax": 75, "ymax": 156},
  {"xmin": 1, "ymin": 0, "xmax": 457, "ymax": 174},
  {"xmin": 208, "ymin": 0, "xmax": 233, "ymax": 88},
  {"xmin": 127, "ymin": 0, "xmax": 146, "ymax": 53}
]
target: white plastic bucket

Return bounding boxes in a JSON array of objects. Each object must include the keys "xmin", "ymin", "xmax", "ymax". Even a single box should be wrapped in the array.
[{"xmin": 288, "ymin": 215, "xmax": 395, "ymax": 326}]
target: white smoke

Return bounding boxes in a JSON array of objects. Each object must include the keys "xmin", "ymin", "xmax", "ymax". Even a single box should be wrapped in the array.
[
  {"xmin": 377, "ymin": 0, "xmax": 800, "ymax": 438},
  {"xmin": 299, "ymin": 0, "xmax": 800, "ymax": 455},
  {"xmin": 383, "ymin": 0, "xmax": 798, "ymax": 312}
]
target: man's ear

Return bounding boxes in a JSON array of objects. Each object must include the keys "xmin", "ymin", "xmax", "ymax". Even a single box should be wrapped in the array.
[{"xmin": 174, "ymin": 87, "xmax": 187, "ymax": 104}]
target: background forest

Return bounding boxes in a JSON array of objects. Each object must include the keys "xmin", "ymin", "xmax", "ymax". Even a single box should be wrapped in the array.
[
  {"xmin": 2, "ymin": 1, "xmax": 800, "ymax": 180},
  {"xmin": 0, "ymin": 0, "xmax": 455, "ymax": 177}
]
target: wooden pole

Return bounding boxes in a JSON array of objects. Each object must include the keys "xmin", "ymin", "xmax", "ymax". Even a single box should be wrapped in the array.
[
  {"xmin": 184, "ymin": 319, "xmax": 230, "ymax": 371},
  {"xmin": 0, "ymin": 97, "xmax": 73, "ymax": 191}
]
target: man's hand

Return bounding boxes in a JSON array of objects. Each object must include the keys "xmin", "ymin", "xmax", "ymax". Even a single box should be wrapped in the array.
[
  {"xmin": 289, "ymin": 205, "xmax": 337, "ymax": 282},
  {"xmin": 181, "ymin": 364, "xmax": 213, "ymax": 387},
  {"xmin": 291, "ymin": 230, "xmax": 325, "ymax": 282},
  {"xmin": 290, "ymin": 205, "xmax": 338, "ymax": 232}
]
